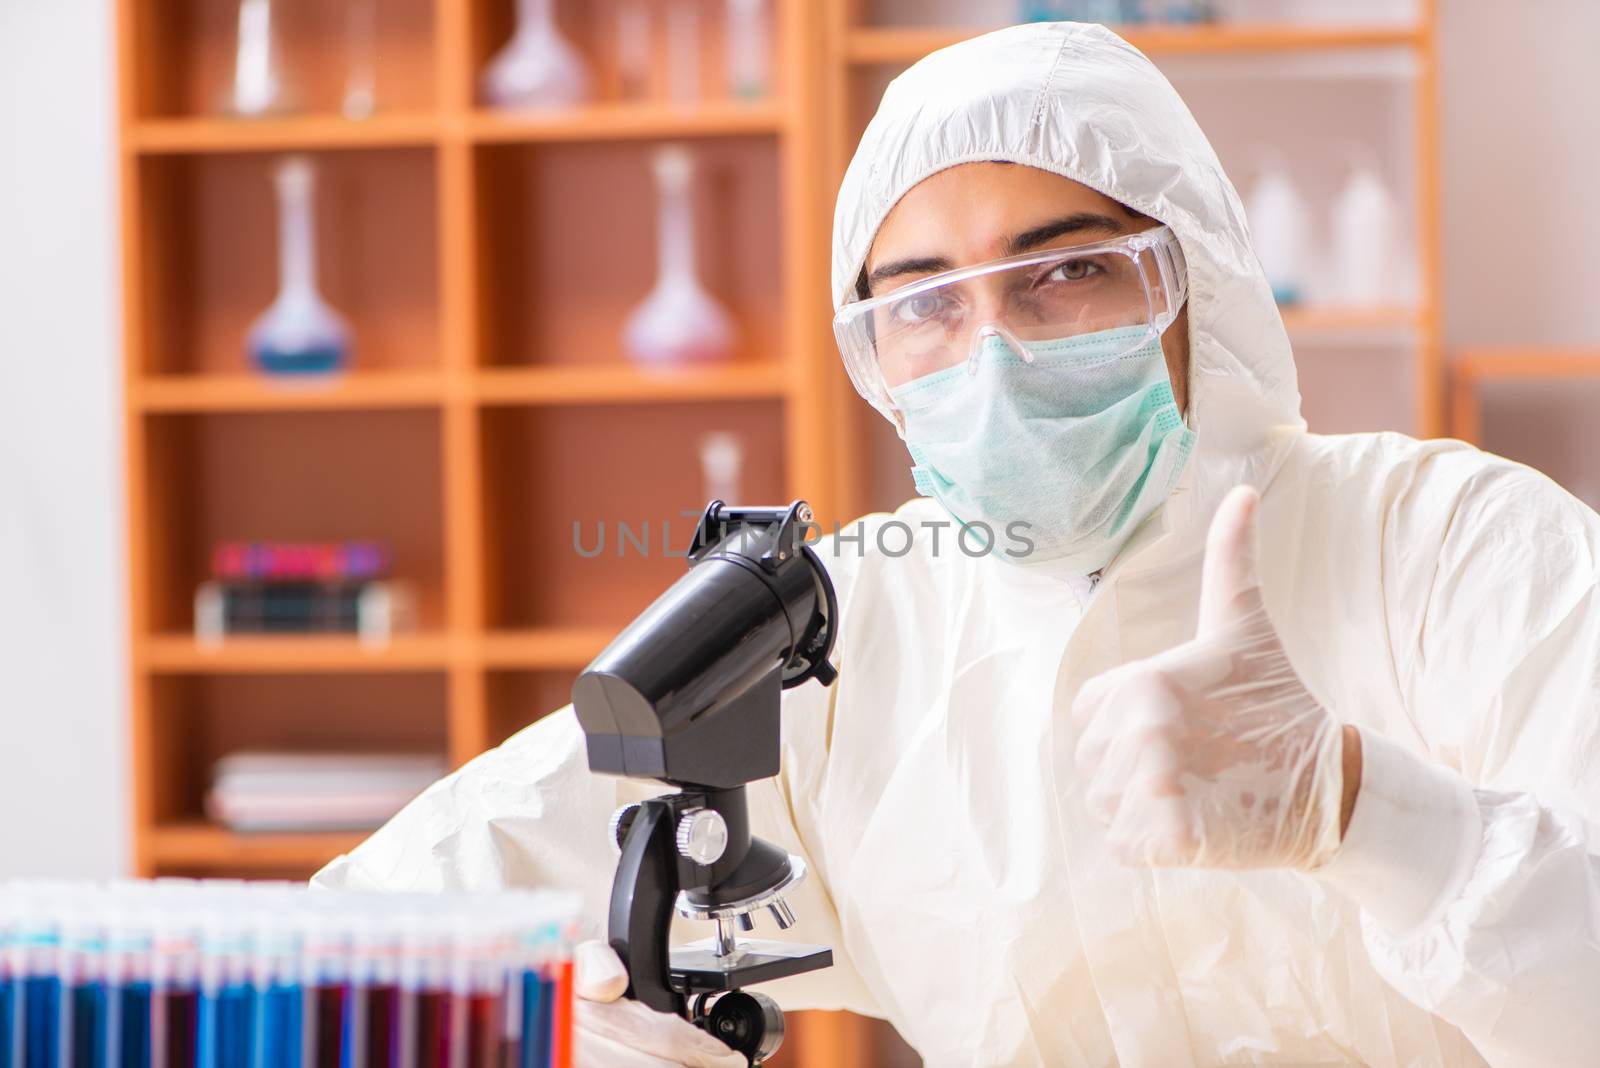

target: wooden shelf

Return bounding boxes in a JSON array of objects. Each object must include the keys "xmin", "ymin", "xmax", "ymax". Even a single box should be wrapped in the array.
[
  {"xmin": 847, "ymin": 23, "xmax": 1424, "ymax": 65},
  {"xmin": 1454, "ymin": 349, "xmax": 1600, "ymax": 380},
  {"xmin": 474, "ymin": 363, "xmax": 789, "ymax": 406},
  {"xmin": 144, "ymin": 633, "xmax": 454, "ymax": 673},
  {"xmin": 467, "ymin": 101, "xmax": 786, "ymax": 144},
  {"xmin": 1280, "ymin": 305, "xmax": 1422, "ymax": 335},
  {"xmin": 134, "ymin": 372, "xmax": 448, "ymax": 413},
  {"xmin": 479, "ymin": 628, "xmax": 616, "ymax": 670},
  {"xmin": 149, "ymin": 822, "xmax": 367, "ymax": 871},
  {"xmin": 131, "ymin": 114, "xmax": 441, "ymax": 154}
]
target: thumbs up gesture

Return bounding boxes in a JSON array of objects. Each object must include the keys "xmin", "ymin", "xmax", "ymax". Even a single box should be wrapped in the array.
[{"xmin": 1070, "ymin": 486, "xmax": 1349, "ymax": 871}]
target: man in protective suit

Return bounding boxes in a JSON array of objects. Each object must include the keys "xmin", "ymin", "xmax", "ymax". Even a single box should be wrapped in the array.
[{"xmin": 317, "ymin": 23, "xmax": 1600, "ymax": 1068}]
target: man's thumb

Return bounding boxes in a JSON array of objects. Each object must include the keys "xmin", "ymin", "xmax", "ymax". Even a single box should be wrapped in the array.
[{"xmin": 1196, "ymin": 484, "xmax": 1265, "ymax": 636}]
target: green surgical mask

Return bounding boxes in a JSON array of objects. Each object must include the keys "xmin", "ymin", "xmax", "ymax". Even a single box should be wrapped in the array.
[{"xmin": 888, "ymin": 326, "xmax": 1194, "ymax": 571}]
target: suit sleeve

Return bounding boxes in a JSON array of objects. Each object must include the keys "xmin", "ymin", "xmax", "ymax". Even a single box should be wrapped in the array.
[{"xmin": 1315, "ymin": 452, "xmax": 1600, "ymax": 1068}]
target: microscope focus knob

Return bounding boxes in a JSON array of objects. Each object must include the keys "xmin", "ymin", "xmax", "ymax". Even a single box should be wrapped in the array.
[
  {"xmin": 675, "ymin": 809, "xmax": 729, "ymax": 866},
  {"xmin": 609, "ymin": 803, "xmax": 641, "ymax": 852}
]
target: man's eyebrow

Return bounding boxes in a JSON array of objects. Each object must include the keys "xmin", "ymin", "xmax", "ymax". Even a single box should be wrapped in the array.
[
  {"xmin": 864, "ymin": 212, "xmax": 1131, "ymax": 295},
  {"xmin": 865, "ymin": 256, "xmax": 957, "ymax": 294},
  {"xmin": 1005, "ymin": 212, "xmax": 1128, "ymax": 255}
]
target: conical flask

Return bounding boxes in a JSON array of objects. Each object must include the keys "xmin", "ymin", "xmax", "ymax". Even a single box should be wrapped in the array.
[
  {"xmin": 624, "ymin": 145, "xmax": 736, "ymax": 367},
  {"xmin": 248, "ymin": 157, "xmax": 353, "ymax": 376},
  {"xmin": 480, "ymin": 0, "xmax": 592, "ymax": 109}
]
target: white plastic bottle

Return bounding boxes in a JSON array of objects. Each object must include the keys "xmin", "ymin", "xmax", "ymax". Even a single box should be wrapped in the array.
[
  {"xmin": 1245, "ymin": 157, "xmax": 1311, "ymax": 307},
  {"xmin": 623, "ymin": 145, "xmax": 737, "ymax": 366},
  {"xmin": 1329, "ymin": 160, "xmax": 1407, "ymax": 307},
  {"xmin": 726, "ymin": 0, "xmax": 771, "ymax": 99}
]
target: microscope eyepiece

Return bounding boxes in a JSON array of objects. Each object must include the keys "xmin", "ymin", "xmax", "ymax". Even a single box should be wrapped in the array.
[{"xmin": 572, "ymin": 500, "xmax": 837, "ymax": 789}]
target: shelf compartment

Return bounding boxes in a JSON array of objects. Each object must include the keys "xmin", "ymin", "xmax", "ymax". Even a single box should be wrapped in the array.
[
  {"xmin": 1455, "ymin": 366, "xmax": 1600, "ymax": 510},
  {"xmin": 138, "ymin": 409, "xmax": 447, "ymax": 633},
  {"xmin": 474, "ymin": 137, "xmax": 781, "ymax": 368},
  {"xmin": 128, "ymin": 0, "xmax": 437, "ymax": 121},
  {"xmin": 474, "ymin": 364, "xmax": 788, "ymax": 406},
  {"xmin": 134, "ymin": 149, "xmax": 439, "ymax": 377},
  {"xmin": 479, "ymin": 401, "xmax": 786, "ymax": 631},
  {"xmin": 134, "ymin": 371, "xmax": 448, "ymax": 412},
  {"xmin": 468, "ymin": 102, "xmax": 785, "ymax": 144},
  {"xmin": 846, "ymin": 23, "xmax": 1425, "ymax": 65},
  {"xmin": 486, "ymin": 670, "xmax": 581, "ymax": 749},
  {"xmin": 130, "ymin": 114, "xmax": 442, "ymax": 154},
  {"xmin": 144, "ymin": 633, "xmax": 455, "ymax": 673},
  {"xmin": 148, "ymin": 822, "xmax": 370, "ymax": 875},
  {"xmin": 143, "ymin": 672, "xmax": 448, "ymax": 860}
]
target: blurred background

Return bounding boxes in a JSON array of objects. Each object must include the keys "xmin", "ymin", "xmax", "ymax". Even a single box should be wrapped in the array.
[{"xmin": 1, "ymin": 0, "xmax": 1595, "ymax": 1062}]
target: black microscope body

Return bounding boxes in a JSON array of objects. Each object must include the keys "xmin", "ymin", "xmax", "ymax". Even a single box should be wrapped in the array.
[{"xmin": 571, "ymin": 500, "xmax": 839, "ymax": 1064}]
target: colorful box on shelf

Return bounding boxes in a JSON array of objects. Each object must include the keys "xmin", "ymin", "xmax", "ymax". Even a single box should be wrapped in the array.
[{"xmin": 196, "ymin": 541, "xmax": 414, "ymax": 647}]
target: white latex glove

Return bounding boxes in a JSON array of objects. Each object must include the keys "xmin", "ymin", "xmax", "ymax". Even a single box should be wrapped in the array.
[
  {"xmin": 1071, "ymin": 484, "xmax": 1347, "ymax": 870},
  {"xmin": 574, "ymin": 939, "xmax": 747, "ymax": 1068}
]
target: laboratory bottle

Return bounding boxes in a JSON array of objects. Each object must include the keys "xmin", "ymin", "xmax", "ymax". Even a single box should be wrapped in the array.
[
  {"xmin": 247, "ymin": 157, "xmax": 353, "ymax": 376},
  {"xmin": 1330, "ymin": 160, "xmax": 1406, "ymax": 307},
  {"xmin": 224, "ymin": 0, "xmax": 295, "ymax": 117},
  {"xmin": 623, "ymin": 145, "xmax": 736, "ymax": 366},
  {"xmin": 1245, "ymin": 157, "xmax": 1311, "ymax": 307},
  {"xmin": 480, "ymin": 0, "xmax": 592, "ymax": 109},
  {"xmin": 726, "ymin": 0, "xmax": 771, "ymax": 99},
  {"xmin": 699, "ymin": 433, "xmax": 744, "ymax": 506}
]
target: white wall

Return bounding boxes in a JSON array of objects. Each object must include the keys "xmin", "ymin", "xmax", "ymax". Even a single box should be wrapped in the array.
[{"xmin": 0, "ymin": 0, "xmax": 128, "ymax": 877}]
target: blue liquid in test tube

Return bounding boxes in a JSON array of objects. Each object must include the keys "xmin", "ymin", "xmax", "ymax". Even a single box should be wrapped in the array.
[
  {"xmin": 71, "ymin": 982, "xmax": 109, "ymax": 1068},
  {"xmin": 23, "ymin": 975, "xmax": 60, "ymax": 1068},
  {"xmin": 118, "ymin": 982, "xmax": 152, "ymax": 1068},
  {"xmin": 1, "ymin": 969, "xmax": 14, "ymax": 1068},
  {"xmin": 256, "ymin": 982, "xmax": 302, "ymax": 1068}
]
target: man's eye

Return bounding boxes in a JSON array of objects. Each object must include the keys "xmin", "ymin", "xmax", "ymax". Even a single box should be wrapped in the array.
[
  {"xmin": 890, "ymin": 293, "xmax": 946, "ymax": 324},
  {"xmin": 1046, "ymin": 258, "xmax": 1104, "ymax": 283}
]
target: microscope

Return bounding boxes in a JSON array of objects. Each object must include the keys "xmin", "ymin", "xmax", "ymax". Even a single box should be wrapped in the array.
[{"xmin": 571, "ymin": 500, "xmax": 839, "ymax": 1065}]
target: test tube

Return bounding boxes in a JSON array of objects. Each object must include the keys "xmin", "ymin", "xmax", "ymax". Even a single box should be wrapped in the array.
[
  {"xmin": 14, "ymin": 887, "xmax": 64, "ymax": 1068},
  {"xmin": 296, "ymin": 909, "xmax": 346, "ymax": 1068},
  {"xmin": 0, "ymin": 902, "xmax": 13, "ymax": 1068},
  {"xmin": 107, "ymin": 897, "xmax": 156, "ymax": 1068},
  {"xmin": 151, "ymin": 897, "xmax": 200, "ymax": 1068},
  {"xmin": 62, "ymin": 895, "xmax": 110, "ymax": 1068},
  {"xmin": 250, "ymin": 902, "xmax": 303, "ymax": 1068}
]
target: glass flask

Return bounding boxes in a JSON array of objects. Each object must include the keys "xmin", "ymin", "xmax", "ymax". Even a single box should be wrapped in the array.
[
  {"xmin": 480, "ymin": 0, "xmax": 592, "ymax": 109},
  {"xmin": 342, "ymin": 0, "xmax": 378, "ymax": 120},
  {"xmin": 623, "ymin": 145, "xmax": 736, "ymax": 367},
  {"xmin": 223, "ymin": 0, "xmax": 296, "ymax": 117},
  {"xmin": 248, "ymin": 157, "xmax": 353, "ymax": 376}
]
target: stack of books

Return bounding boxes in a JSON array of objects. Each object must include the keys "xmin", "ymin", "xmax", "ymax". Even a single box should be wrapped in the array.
[
  {"xmin": 194, "ymin": 540, "xmax": 415, "ymax": 644},
  {"xmin": 205, "ymin": 751, "xmax": 448, "ymax": 832}
]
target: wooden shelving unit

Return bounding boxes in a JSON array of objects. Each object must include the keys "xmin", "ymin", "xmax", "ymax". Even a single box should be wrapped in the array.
[
  {"xmin": 117, "ymin": 1, "xmax": 846, "ymax": 1060},
  {"xmin": 117, "ymin": 0, "xmax": 834, "ymax": 873}
]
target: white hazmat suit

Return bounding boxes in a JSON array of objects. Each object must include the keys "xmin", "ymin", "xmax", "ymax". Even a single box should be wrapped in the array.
[{"xmin": 318, "ymin": 22, "xmax": 1600, "ymax": 1068}]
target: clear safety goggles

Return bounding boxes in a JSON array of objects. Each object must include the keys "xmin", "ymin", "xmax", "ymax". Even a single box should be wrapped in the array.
[{"xmin": 833, "ymin": 225, "xmax": 1188, "ymax": 423}]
